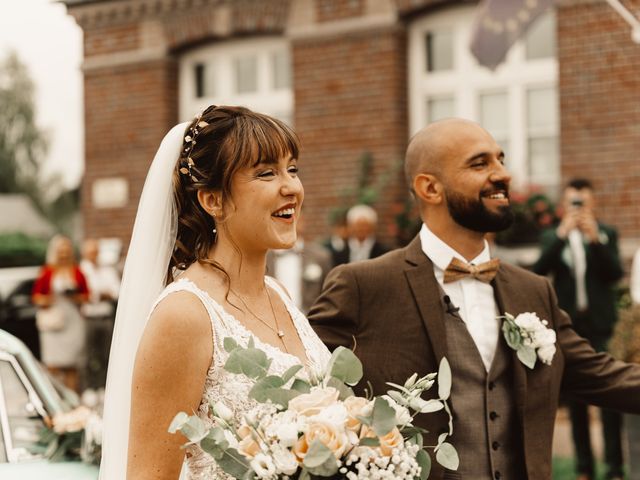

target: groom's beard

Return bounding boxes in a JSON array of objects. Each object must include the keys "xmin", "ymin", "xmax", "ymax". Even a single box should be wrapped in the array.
[{"xmin": 445, "ymin": 185, "xmax": 514, "ymax": 233}]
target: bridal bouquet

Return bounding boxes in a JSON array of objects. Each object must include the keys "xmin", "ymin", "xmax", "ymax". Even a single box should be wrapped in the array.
[{"xmin": 170, "ymin": 337, "xmax": 458, "ymax": 479}]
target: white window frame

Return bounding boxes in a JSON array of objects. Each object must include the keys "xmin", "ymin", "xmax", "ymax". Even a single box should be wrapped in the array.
[
  {"xmin": 179, "ymin": 37, "xmax": 293, "ymax": 124},
  {"xmin": 408, "ymin": 4, "xmax": 559, "ymax": 190}
]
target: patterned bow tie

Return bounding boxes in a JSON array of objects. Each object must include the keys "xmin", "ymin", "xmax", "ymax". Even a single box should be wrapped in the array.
[{"xmin": 443, "ymin": 257, "xmax": 500, "ymax": 284}]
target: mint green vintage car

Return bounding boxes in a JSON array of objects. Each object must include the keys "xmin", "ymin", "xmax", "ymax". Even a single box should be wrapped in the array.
[{"xmin": 0, "ymin": 329, "xmax": 99, "ymax": 479}]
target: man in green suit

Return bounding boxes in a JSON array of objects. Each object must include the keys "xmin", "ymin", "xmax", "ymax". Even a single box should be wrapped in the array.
[{"xmin": 533, "ymin": 178, "xmax": 624, "ymax": 480}]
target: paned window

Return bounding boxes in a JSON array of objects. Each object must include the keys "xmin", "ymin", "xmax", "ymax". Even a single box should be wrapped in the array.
[
  {"xmin": 409, "ymin": 6, "xmax": 559, "ymax": 190},
  {"xmin": 180, "ymin": 38, "xmax": 293, "ymax": 125}
]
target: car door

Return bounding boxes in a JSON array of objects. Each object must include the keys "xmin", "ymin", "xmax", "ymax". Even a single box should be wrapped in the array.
[{"xmin": 0, "ymin": 351, "xmax": 47, "ymax": 462}]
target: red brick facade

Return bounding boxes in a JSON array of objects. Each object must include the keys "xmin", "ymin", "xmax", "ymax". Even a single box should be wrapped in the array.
[
  {"xmin": 557, "ymin": 0, "xmax": 640, "ymax": 239},
  {"xmin": 65, "ymin": 0, "xmax": 640, "ymax": 253}
]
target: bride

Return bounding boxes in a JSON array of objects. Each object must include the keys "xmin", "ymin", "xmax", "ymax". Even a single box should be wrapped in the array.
[{"xmin": 99, "ymin": 105, "xmax": 331, "ymax": 479}]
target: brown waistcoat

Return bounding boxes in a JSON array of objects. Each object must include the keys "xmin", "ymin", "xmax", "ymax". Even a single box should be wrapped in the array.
[{"xmin": 443, "ymin": 306, "xmax": 525, "ymax": 480}]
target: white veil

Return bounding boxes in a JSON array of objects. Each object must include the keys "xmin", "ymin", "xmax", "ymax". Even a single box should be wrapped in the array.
[{"xmin": 99, "ymin": 122, "xmax": 189, "ymax": 479}]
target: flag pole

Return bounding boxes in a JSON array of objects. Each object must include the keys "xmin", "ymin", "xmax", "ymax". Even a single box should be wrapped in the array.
[{"xmin": 604, "ymin": 0, "xmax": 640, "ymax": 43}]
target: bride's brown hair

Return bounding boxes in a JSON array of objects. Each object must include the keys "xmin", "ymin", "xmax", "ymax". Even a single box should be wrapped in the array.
[{"xmin": 168, "ymin": 105, "xmax": 300, "ymax": 283}]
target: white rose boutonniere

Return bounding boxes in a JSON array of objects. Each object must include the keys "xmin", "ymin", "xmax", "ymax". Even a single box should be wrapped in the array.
[{"xmin": 501, "ymin": 312, "xmax": 557, "ymax": 369}]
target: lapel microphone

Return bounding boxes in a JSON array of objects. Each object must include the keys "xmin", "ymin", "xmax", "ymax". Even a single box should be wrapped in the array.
[{"xmin": 443, "ymin": 295, "xmax": 460, "ymax": 315}]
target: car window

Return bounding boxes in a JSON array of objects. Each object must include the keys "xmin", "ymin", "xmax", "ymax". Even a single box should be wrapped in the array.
[
  {"xmin": 0, "ymin": 359, "xmax": 46, "ymax": 457},
  {"xmin": 0, "ymin": 419, "xmax": 6, "ymax": 462}
]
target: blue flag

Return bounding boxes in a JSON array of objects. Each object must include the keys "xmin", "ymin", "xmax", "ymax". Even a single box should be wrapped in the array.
[{"xmin": 470, "ymin": 0, "xmax": 555, "ymax": 70}]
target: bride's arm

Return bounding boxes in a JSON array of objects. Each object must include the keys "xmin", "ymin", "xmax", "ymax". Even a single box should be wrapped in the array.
[{"xmin": 127, "ymin": 291, "xmax": 213, "ymax": 480}]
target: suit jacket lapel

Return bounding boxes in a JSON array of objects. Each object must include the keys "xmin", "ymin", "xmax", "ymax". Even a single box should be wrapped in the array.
[
  {"xmin": 403, "ymin": 237, "xmax": 449, "ymax": 363},
  {"xmin": 492, "ymin": 267, "xmax": 527, "ymax": 426}
]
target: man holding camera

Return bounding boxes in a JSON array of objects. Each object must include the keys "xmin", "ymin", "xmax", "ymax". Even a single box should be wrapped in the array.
[{"xmin": 533, "ymin": 178, "xmax": 624, "ymax": 480}]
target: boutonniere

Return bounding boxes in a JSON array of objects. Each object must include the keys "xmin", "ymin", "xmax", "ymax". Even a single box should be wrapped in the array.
[{"xmin": 500, "ymin": 312, "xmax": 557, "ymax": 369}]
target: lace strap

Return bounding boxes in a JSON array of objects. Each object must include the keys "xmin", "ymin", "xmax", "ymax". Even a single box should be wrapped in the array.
[
  {"xmin": 152, "ymin": 278, "xmax": 226, "ymax": 351},
  {"xmin": 264, "ymin": 276, "xmax": 294, "ymax": 308}
]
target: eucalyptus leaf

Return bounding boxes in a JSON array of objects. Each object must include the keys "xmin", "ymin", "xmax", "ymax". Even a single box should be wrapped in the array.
[
  {"xmin": 223, "ymin": 337, "xmax": 239, "ymax": 353},
  {"xmin": 168, "ymin": 412, "xmax": 189, "ymax": 434},
  {"xmin": 401, "ymin": 426, "xmax": 429, "ymax": 438},
  {"xmin": 224, "ymin": 347, "xmax": 271, "ymax": 379},
  {"xmin": 355, "ymin": 414, "xmax": 372, "ymax": 426},
  {"xmin": 216, "ymin": 448, "xmax": 252, "ymax": 478},
  {"xmin": 416, "ymin": 448, "xmax": 432, "ymax": 480},
  {"xmin": 502, "ymin": 321, "xmax": 521, "ymax": 350},
  {"xmin": 419, "ymin": 399, "xmax": 444, "ymax": 414},
  {"xmin": 170, "ymin": 414, "xmax": 208, "ymax": 443},
  {"xmin": 291, "ymin": 378, "xmax": 311, "ymax": 394},
  {"xmin": 326, "ymin": 376, "xmax": 355, "ymax": 400},
  {"xmin": 327, "ymin": 346, "xmax": 363, "ymax": 386},
  {"xmin": 372, "ymin": 397, "xmax": 396, "ymax": 437},
  {"xmin": 250, "ymin": 375, "xmax": 301, "ymax": 407},
  {"xmin": 303, "ymin": 439, "xmax": 339, "ymax": 477},
  {"xmin": 437, "ymin": 357, "xmax": 452, "ymax": 400},
  {"xmin": 517, "ymin": 345, "xmax": 537, "ymax": 369},
  {"xmin": 359, "ymin": 436, "xmax": 381, "ymax": 447},
  {"xmin": 199, "ymin": 428, "xmax": 230, "ymax": 460},
  {"xmin": 281, "ymin": 364, "xmax": 304, "ymax": 384},
  {"xmin": 435, "ymin": 442, "xmax": 459, "ymax": 471}
]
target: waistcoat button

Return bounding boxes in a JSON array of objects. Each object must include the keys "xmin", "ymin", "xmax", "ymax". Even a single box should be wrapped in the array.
[
  {"xmin": 492, "ymin": 441, "xmax": 500, "ymax": 450},
  {"xmin": 489, "ymin": 411, "xmax": 499, "ymax": 420},
  {"xmin": 494, "ymin": 471, "xmax": 502, "ymax": 479}
]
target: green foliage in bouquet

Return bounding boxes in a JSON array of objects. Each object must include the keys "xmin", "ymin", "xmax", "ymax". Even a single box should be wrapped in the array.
[
  {"xmin": 38, "ymin": 427, "xmax": 83, "ymax": 462},
  {"xmin": 170, "ymin": 337, "xmax": 458, "ymax": 479}
]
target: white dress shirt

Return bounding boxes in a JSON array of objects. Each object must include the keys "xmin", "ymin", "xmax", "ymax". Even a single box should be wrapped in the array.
[
  {"xmin": 419, "ymin": 223, "xmax": 499, "ymax": 372},
  {"xmin": 567, "ymin": 229, "xmax": 589, "ymax": 311},
  {"xmin": 273, "ymin": 241, "xmax": 303, "ymax": 309},
  {"xmin": 349, "ymin": 236, "xmax": 375, "ymax": 263},
  {"xmin": 631, "ymin": 248, "xmax": 640, "ymax": 305}
]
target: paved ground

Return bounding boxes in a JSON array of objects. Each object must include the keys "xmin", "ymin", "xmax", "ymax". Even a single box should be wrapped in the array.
[{"xmin": 553, "ymin": 406, "xmax": 604, "ymax": 459}]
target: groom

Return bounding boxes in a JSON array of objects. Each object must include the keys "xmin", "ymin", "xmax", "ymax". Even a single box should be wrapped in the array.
[{"xmin": 308, "ymin": 118, "xmax": 640, "ymax": 480}]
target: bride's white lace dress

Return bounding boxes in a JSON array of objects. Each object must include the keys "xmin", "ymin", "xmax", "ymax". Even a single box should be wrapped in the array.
[{"xmin": 152, "ymin": 276, "xmax": 331, "ymax": 479}]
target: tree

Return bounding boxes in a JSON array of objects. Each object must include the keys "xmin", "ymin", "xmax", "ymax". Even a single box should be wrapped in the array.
[{"xmin": 0, "ymin": 50, "xmax": 48, "ymax": 196}]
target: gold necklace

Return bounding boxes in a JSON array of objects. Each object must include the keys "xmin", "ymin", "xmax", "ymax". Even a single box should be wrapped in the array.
[{"xmin": 230, "ymin": 285, "xmax": 287, "ymax": 346}]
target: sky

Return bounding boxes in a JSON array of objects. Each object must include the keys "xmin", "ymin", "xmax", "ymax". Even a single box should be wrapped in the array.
[{"xmin": 0, "ymin": 0, "xmax": 83, "ymax": 189}]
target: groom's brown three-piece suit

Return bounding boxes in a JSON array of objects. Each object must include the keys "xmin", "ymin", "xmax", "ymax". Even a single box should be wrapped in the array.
[{"xmin": 309, "ymin": 236, "xmax": 640, "ymax": 480}]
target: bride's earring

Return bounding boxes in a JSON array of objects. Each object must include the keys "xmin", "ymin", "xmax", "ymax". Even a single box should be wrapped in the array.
[{"xmin": 212, "ymin": 213, "xmax": 218, "ymax": 239}]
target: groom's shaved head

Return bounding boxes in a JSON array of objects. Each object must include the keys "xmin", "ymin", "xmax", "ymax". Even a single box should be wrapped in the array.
[{"xmin": 404, "ymin": 118, "xmax": 482, "ymax": 190}]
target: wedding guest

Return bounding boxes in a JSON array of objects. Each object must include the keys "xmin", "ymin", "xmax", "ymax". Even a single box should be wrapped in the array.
[
  {"xmin": 267, "ymin": 214, "xmax": 332, "ymax": 314},
  {"xmin": 323, "ymin": 211, "xmax": 348, "ymax": 267},
  {"xmin": 32, "ymin": 235, "xmax": 89, "ymax": 392},
  {"xmin": 533, "ymin": 179, "xmax": 624, "ymax": 480},
  {"xmin": 309, "ymin": 118, "xmax": 640, "ymax": 480},
  {"xmin": 332, "ymin": 204, "xmax": 389, "ymax": 265},
  {"xmin": 80, "ymin": 238, "xmax": 120, "ymax": 319},
  {"xmin": 80, "ymin": 238, "xmax": 121, "ymax": 388}
]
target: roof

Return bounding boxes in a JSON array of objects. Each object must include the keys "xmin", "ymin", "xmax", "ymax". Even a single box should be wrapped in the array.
[
  {"xmin": 60, "ymin": 0, "xmax": 115, "ymax": 6},
  {"xmin": 0, "ymin": 194, "xmax": 55, "ymax": 237}
]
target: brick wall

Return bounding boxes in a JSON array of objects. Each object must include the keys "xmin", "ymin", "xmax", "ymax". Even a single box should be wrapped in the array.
[
  {"xmin": 82, "ymin": 59, "xmax": 178, "ymax": 245},
  {"xmin": 558, "ymin": 0, "xmax": 640, "ymax": 240},
  {"xmin": 293, "ymin": 25, "xmax": 409, "ymax": 245}
]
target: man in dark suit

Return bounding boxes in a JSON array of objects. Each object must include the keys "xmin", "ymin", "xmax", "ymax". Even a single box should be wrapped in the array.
[
  {"xmin": 331, "ymin": 204, "xmax": 389, "ymax": 266},
  {"xmin": 309, "ymin": 119, "xmax": 640, "ymax": 480},
  {"xmin": 533, "ymin": 178, "xmax": 624, "ymax": 480}
]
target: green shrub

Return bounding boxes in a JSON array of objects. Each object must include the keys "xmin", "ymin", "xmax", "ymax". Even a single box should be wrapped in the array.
[{"xmin": 0, "ymin": 232, "xmax": 47, "ymax": 267}]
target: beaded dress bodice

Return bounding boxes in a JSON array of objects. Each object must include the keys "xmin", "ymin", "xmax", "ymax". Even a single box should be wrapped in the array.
[{"xmin": 152, "ymin": 276, "xmax": 331, "ymax": 479}]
